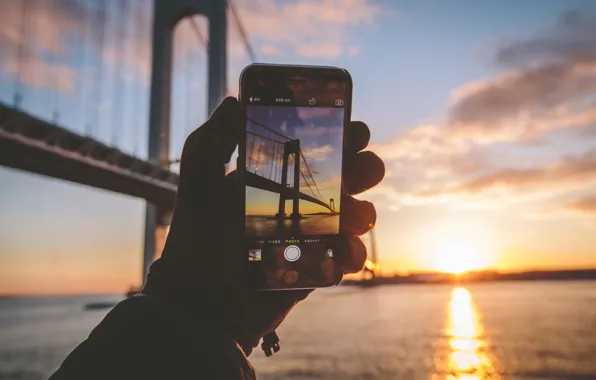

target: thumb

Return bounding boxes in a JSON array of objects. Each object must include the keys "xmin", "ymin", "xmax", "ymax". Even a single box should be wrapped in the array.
[{"xmin": 181, "ymin": 97, "xmax": 244, "ymax": 169}]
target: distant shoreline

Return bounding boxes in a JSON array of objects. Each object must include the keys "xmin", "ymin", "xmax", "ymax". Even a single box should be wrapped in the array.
[
  {"xmin": 3, "ymin": 269, "xmax": 595, "ymax": 297},
  {"xmin": 343, "ymin": 268, "xmax": 596, "ymax": 286}
]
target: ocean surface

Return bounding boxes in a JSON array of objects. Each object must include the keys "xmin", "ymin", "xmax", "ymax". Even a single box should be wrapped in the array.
[{"xmin": 1, "ymin": 281, "xmax": 595, "ymax": 380}]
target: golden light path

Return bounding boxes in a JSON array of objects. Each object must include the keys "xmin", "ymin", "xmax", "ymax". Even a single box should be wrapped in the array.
[{"xmin": 445, "ymin": 287, "xmax": 500, "ymax": 380}]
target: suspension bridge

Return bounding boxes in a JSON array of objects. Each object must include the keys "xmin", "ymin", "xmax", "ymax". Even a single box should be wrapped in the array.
[
  {"xmin": 246, "ymin": 116, "xmax": 336, "ymax": 219},
  {"xmin": 0, "ymin": 0, "xmax": 377, "ymax": 286}
]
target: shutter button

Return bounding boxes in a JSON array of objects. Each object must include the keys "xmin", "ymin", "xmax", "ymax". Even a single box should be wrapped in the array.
[{"xmin": 284, "ymin": 245, "xmax": 301, "ymax": 262}]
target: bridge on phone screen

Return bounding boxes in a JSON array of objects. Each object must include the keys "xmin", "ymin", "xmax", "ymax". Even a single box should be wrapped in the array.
[
  {"xmin": 0, "ymin": 0, "xmax": 378, "ymax": 287},
  {"xmin": 245, "ymin": 117, "xmax": 336, "ymax": 218}
]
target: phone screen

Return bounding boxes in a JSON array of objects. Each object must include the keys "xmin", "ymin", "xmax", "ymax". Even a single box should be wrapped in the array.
[{"xmin": 240, "ymin": 66, "xmax": 351, "ymax": 289}]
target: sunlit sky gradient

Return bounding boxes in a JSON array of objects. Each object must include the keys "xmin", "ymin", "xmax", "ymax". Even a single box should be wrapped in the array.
[{"xmin": 1, "ymin": 0, "xmax": 596, "ymax": 295}]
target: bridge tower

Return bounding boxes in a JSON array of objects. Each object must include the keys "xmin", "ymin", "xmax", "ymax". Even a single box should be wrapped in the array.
[
  {"xmin": 276, "ymin": 139, "xmax": 302, "ymax": 220},
  {"xmin": 143, "ymin": 0, "xmax": 227, "ymax": 285},
  {"xmin": 330, "ymin": 198, "xmax": 335, "ymax": 213}
]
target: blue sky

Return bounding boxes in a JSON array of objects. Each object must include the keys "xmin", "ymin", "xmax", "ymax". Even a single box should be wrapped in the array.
[{"xmin": 1, "ymin": 0, "xmax": 596, "ymax": 294}]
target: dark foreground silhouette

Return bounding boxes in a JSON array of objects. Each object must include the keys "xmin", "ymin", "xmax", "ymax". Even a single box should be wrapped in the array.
[{"xmin": 49, "ymin": 98, "xmax": 385, "ymax": 380}]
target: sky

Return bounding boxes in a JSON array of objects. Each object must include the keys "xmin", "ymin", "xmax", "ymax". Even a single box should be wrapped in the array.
[{"xmin": 1, "ymin": 0, "xmax": 596, "ymax": 294}]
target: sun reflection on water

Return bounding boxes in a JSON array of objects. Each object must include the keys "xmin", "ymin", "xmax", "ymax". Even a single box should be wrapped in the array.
[{"xmin": 443, "ymin": 287, "xmax": 500, "ymax": 380}]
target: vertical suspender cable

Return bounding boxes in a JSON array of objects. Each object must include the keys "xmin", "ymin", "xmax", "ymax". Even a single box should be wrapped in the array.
[
  {"xmin": 74, "ymin": 0, "xmax": 84, "ymax": 132},
  {"xmin": 27, "ymin": 0, "xmax": 40, "ymax": 110},
  {"xmin": 129, "ymin": 1, "xmax": 144, "ymax": 157},
  {"xmin": 82, "ymin": 1, "xmax": 93, "ymax": 135},
  {"xmin": 122, "ymin": 0, "xmax": 133, "ymax": 154},
  {"xmin": 92, "ymin": 1, "xmax": 106, "ymax": 139},
  {"xmin": 110, "ymin": 0, "xmax": 122, "ymax": 146},
  {"xmin": 52, "ymin": 0, "xmax": 62, "ymax": 124},
  {"xmin": 14, "ymin": 0, "xmax": 28, "ymax": 108}
]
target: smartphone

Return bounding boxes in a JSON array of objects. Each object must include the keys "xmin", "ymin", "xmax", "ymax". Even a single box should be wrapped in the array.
[{"xmin": 238, "ymin": 64, "xmax": 352, "ymax": 290}]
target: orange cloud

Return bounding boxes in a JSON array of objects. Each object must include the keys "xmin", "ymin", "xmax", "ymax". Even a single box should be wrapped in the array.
[
  {"xmin": 423, "ymin": 149, "xmax": 596, "ymax": 197},
  {"xmin": 562, "ymin": 194, "xmax": 596, "ymax": 216}
]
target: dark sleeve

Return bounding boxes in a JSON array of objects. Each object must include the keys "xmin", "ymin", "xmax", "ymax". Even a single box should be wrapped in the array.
[{"xmin": 49, "ymin": 296, "xmax": 256, "ymax": 380}]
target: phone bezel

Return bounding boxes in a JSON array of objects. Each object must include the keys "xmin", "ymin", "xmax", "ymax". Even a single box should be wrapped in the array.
[{"xmin": 238, "ymin": 63, "xmax": 353, "ymax": 290}]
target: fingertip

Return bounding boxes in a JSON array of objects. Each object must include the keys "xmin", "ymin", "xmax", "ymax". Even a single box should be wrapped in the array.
[
  {"xmin": 211, "ymin": 96, "xmax": 241, "ymax": 120},
  {"xmin": 334, "ymin": 236, "xmax": 367, "ymax": 274},
  {"xmin": 349, "ymin": 121, "xmax": 370, "ymax": 153},
  {"xmin": 344, "ymin": 151, "xmax": 385, "ymax": 195},
  {"xmin": 341, "ymin": 197, "xmax": 377, "ymax": 236}
]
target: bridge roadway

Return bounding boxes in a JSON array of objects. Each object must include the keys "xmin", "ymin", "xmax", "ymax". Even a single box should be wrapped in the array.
[
  {"xmin": 0, "ymin": 103, "xmax": 179, "ymax": 208},
  {"xmin": 244, "ymin": 172, "xmax": 334, "ymax": 213},
  {"xmin": 0, "ymin": 103, "xmax": 335, "ymax": 214}
]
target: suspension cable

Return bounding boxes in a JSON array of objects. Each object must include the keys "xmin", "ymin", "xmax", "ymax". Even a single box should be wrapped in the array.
[
  {"xmin": 110, "ymin": 0, "xmax": 124, "ymax": 146},
  {"xmin": 52, "ymin": 0, "xmax": 63, "ymax": 123},
  {"xmin": 227, "ymin": 0, "xmax": 258, "ymax": 63},
  {"xmin": 74, "ymin": 0, "xmax": 85, "ymax": 132},
  {"xmin": 122, "ymin": 0, "xmax": 134, "ymax": 154},
  {"xmin": 82, "ymin": 0, "xmax": 93, "ymax": 135},
  {"xmin": 14, "ymin": 0, "xmax": 29, "ymax": 108},
  {"xmin": 189, "ymin": 16, "xmax": 207, "ymax": 48},
  {"xmin": 300, "ymin": 152, "xmax": 325, "ymax": 201},
  {"xmin": 92, "ymin": 0, "xmax": 106, "ymax": 139}
]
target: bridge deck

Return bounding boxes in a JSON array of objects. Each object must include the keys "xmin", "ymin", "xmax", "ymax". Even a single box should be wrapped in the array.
[
  {"xmin": 245, "ymin": 172, "xmax": 335, "ymax": 212},
  {"xmin": 0, "ymin": 104, "xmax": 179, "ymax": 208},
  {"xmin": 0, "ymin": 104, "xmax": 334, "ymax": 214}
]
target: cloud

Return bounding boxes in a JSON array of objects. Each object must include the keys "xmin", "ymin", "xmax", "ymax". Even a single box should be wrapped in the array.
[
  {"xmin": 447, "ymin": 10, "xmax": 596, "ymax": 144},
  {"xmin": 0, "ymin": 0, "xmax": 380, "ymax": 97},
  {"xmin": 495, "ymin": 10, "xmax": 596, "ymax": 69},
  {"xmin": 230, "ymin": 0, "xmax": 381, "ymax": 59},
  {"xmin": 0, "ymin": 0, "xmax": 154, "ymax": 92},
  {"xmin": 425, "ymin": 149, "xmax": 596, "ymax": 197},
  {"xmin": 0, "ymin": 0, "xmax": 82, "ymax": 93},
  {"xmin": 302, "ymin": 144, "xmax": 335, "ymax": 162},
  {"xmin": 3, "ymin": 54, "xmax": 76, "ymax": 93},
  {"xmin": 367, "ymin": 10, "xmax": 596, "ymax": 215},
  {"xmin": 562, "ymin": 194, "xmax": 596, "ymax": 215},
  {"xmin": 532, "ymin": 192, "xmax": 596, "ymax": 225}
]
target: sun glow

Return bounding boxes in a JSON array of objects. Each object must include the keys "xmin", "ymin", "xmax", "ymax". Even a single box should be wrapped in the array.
[{"xmin": 433, "ymin": 230, "xmax": 494, "ymax": 274}]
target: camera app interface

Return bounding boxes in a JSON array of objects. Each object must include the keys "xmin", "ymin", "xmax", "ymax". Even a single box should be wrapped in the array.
[{"xmin": 244, "ymin": 70, "xmax": 347, "ymax": 288}]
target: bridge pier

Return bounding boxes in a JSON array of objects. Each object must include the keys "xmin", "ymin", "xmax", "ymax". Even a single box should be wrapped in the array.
[
  {"xmin": 143, "ymin": 0, "xmax": 227, "ymax": 285},
  {"xmin": 276, "ymin": 139, "xmax": 302, "ymax": 220}
]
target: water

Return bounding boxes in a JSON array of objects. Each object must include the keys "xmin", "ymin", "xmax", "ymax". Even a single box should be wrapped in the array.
[
  {"xmin": 1, "ymin": 282, "xmax": 595, "ymax": 380},
  {"xmin": 246, "ymin": 214, "xmax": 340, "ymax": 236}
]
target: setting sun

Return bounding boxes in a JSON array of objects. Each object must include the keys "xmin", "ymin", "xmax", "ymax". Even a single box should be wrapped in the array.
[{"xmin": 434, "ymin": 239, "xmax": 491, "ymax": 274}]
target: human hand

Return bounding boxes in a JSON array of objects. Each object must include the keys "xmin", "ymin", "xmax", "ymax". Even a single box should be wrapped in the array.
[{"xmin": 143, "ymin": 97, "xmax": 385, "ymax": 355}]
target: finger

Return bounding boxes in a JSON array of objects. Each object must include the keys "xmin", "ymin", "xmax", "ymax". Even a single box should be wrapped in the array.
[
  {"xmin": 333, "ymin": 236, "xmax": 367, "ymax": 274},
  {"xmin": 348, "ymin": 121, "xmax": 370, "ymax": 153},
  {"xmin": 344, "ymin": 151, "xmax": 385, "ymax": 195},
  {"xmin": 341, "ymin": 196, "xmax": 377, "ymax": 236},
  {"xmin": 183, "ymin": 97, "xmax": 244, "ymax": 165}
]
